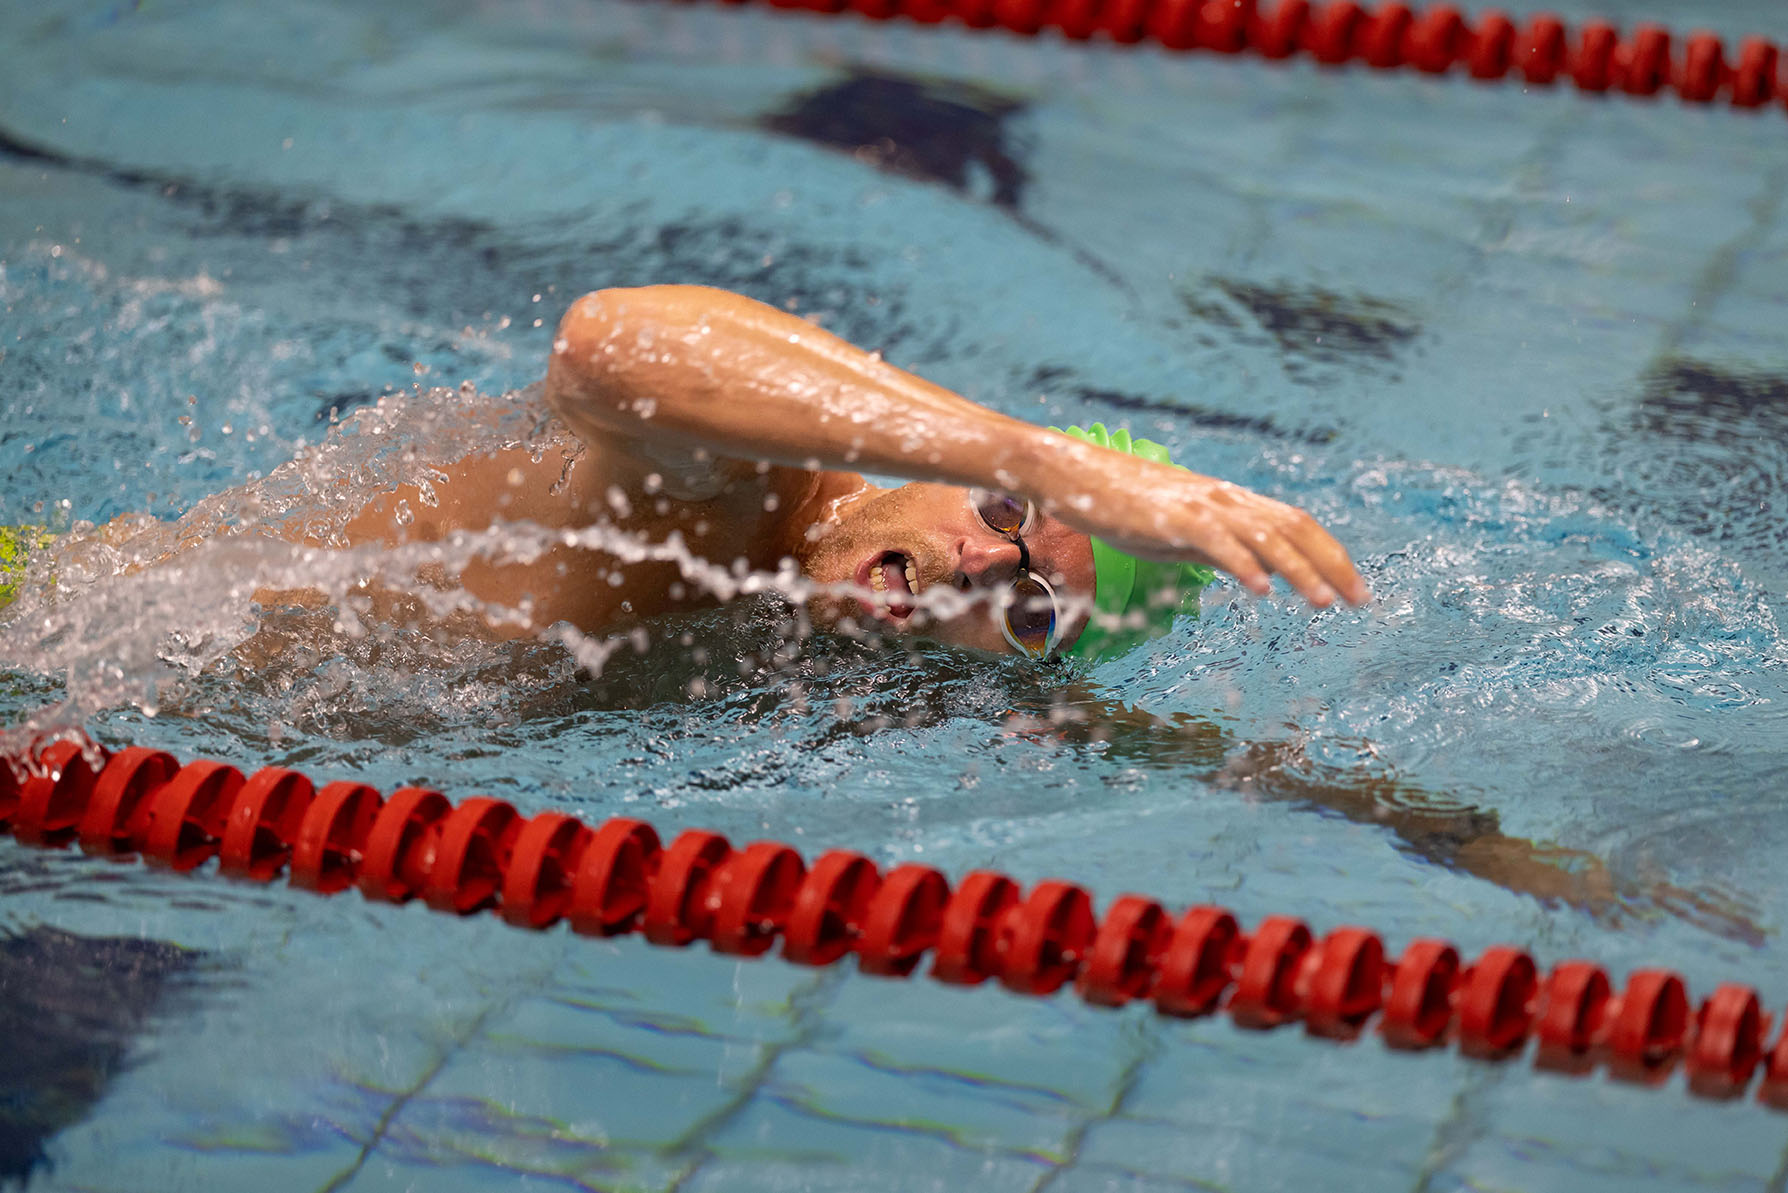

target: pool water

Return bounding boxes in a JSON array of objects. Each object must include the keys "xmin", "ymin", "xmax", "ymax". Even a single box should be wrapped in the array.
[{"xmin": 3, "ymin": 0, "xmax": 1787, "ymax": 1189}]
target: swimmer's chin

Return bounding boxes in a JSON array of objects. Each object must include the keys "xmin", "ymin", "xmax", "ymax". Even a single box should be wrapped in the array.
[
  {"xmin": 806, "ymin": 596, "xmax": 933, "ymax": 638},
  {"xmin": 807, "ymin": 599, "xmax": 1041, "ymax": 663}
]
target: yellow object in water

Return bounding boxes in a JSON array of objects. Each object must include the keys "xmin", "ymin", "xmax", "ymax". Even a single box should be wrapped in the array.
[{"xmin": 0, "ymin": 525, "xmax": 53, "ymax": 610}]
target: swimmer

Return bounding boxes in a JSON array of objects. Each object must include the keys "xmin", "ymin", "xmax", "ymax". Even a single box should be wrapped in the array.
[
  {"xmin": 253, "ymin": 284, "xmax": 1369, "ymax": 657},
  {"xmin": 4, "ymin": 285, "xmax": 1366, "ymax": 654},
  {"xmin": 11, "ymin": 288, "xmax": 1767, "ymax": 937}
]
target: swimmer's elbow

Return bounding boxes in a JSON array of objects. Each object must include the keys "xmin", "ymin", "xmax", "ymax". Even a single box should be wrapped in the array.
[
  {"xmin": 546, "ymin": 285, "xmax": 737, "ymax": 436},
  {"xmin": 545, "ymin": 288, "xmax": 653, "ymax": 430},
  {"xmin": 550, "ymin": 289, "xmax": 629, "ymax": 384}
]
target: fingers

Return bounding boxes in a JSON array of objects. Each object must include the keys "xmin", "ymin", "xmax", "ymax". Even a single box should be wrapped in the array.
[
  {"xmin": 1223, "ymin": 497, "xmax": 1371, "ymax": 608},
  {"xmin": 1245, "ymin": 527, "xmax": 1338, "ymax": 607},
  {"xmin": 1189, "ymin": 521, "xmax": 1274, "ymax": 598},
  {"xmin": 1267, "ymin": 502, "xmax": 1372, "ymax": 606},
  {"xmin": 1092, "ymin": 469, "xmax": 1370, "ymax": 608}
]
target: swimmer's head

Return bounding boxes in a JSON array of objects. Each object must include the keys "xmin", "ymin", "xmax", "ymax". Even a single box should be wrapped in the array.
[
  {"xmin": 793, "ymin": 424, "xmax": 1209, "ymax": 659},
  {"xmin": 1050, "ymin": 423, "xmax": 1215, "ymax": 659},
  {"xmin": 792, "ymin": 480, "xmax": 1097, "ymax": 656}
]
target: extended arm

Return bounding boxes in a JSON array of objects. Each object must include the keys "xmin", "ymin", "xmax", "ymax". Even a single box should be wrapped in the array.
[
  {"xmin": 545, "ymin": 285, "xmax": 1369, "ymax": 608},
  {"xmin": 998, "ymin": 691, "xmax": 1761, "ymax": 942}
]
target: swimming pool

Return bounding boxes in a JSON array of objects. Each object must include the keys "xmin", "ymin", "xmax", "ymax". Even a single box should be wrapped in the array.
[{"xmin": 3, "ymin": 0, "xmax": 1787, "ymax": 1188}]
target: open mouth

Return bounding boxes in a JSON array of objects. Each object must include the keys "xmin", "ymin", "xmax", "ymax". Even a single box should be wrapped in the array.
[{"xmin": 860, "ymin": 550, "xmax": 919, "ymax": 622}]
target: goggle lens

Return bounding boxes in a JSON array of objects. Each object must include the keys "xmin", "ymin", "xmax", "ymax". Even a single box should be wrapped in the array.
[
  {"xmin": 973, "ymin": 491, "xmax": 1029, "ymax": 537},
  {"xmin": 969, "ymin": 490, "xmax": 1062, "ymax": 658},
  {"xmin": 1004, "ymin": 575, "xmax": 1058, "ymax": 656}
]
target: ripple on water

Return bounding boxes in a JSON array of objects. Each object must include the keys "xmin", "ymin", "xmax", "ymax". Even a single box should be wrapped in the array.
[
  {"xmin": 1619, "ymin": 357, "xmax": 1788, "ymax": 577},
  {"xmin": 1207, "ymin": 459, "xmax": 1787, "ymax": 810},
  {"xmin": 1621, "ymin": 713, "xmax": 1726, "ymax": 755}
]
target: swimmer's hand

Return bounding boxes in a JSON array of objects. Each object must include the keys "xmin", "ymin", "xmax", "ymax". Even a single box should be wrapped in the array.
[{"xmin": 1028, "ymin": 441, "xmax": 1371, "ymax": 608}]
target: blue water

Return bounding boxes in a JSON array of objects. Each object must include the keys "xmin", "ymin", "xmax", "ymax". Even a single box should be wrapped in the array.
[{"xmin": 3, "ymin": 0, "xmax": 1787, "ymax": 1189}]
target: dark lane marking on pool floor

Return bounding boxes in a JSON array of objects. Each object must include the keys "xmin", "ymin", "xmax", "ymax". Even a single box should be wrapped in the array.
[
  {"xmin": 760, "ymin": 71, "xmax": 1030, "ymax": 210},
  {"xmin": 0, "ymin": 925, "xmax": 202, "ymax": 1186}
]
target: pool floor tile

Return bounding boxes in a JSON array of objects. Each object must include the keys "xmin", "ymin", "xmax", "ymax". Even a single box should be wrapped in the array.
[
  {"xmin": 1421, "ymin": 1067, "xmax": 1788, "ymax": 1193},
  {"xmin": 325, "ymin": 1148, "xmax": 689, "ymax": 1193},
  {"xmin": 23, "ymin": 1123, "xmax": 362, "ymax": 1193},
  {"xmin": 1032, "ymin": 1161, "xmax": 1230, "ymax": 1192},
  {"xmin": 678, "ymin": 1096, "xmax": 1050, "ymax": 1193},
  {"xmin": 390, "ymin": 1035, "xmax": 744, "ymax": 1155},
  {"xmin": 548, "ymin": 936, "xmax": 828, "ymax": 1049},
  {"xmin": 746, "ymin": 1045, "xmax": 1081, "ymax": 1161},
  {"xmin": 818, "ymin": 973, "xmax": 1147, "ymax": 1116}
]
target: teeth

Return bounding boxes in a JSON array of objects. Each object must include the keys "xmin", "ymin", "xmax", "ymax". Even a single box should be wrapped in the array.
[
  {"xmin": 870, "ymin": 564, "xmax": 886, "ymax": 592},
  {"xmin": 904, "ymin": 561, "xmax": 918, "ymax": 590}
]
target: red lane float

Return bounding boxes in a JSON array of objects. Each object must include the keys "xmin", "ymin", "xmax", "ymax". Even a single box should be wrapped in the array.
[
  {"xmin": 6, "ymin": 738, "xmax": 1788, "ymax": 1109},
  {"xmin": 678, "ymin": 0, "xmax": 1788, "ymax": 118}
]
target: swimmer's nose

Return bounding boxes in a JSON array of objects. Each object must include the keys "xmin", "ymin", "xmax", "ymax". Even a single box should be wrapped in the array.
[{"xmin": 954, "ymin": 536, "xmax": 1024, "ymax": 589}]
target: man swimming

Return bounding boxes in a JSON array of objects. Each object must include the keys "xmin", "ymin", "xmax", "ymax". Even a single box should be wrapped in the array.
[
  {"xmin": 296, "ymin": 284, "xmax": 1369, "ymax": 657},
  {"xmin": 8, "ymin": 286, "xmax": 1763, "ymax": 936}
]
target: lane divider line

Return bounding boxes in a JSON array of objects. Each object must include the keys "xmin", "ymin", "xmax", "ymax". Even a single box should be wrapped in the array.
[{"xmin": 692, "ymin": 0, "xmax": 1787, "ymax": 117}]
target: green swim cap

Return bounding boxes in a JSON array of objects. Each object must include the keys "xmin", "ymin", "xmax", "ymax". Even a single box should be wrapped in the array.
[
  {"xmin": 1050, "ymin": 424, "xmax": 1215, "ymax": 659},
  {"xmin": 0, "ymin": 525, "xmax": 53, "ymax": 611}
]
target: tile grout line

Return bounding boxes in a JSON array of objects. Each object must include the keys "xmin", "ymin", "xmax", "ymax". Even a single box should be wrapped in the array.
[
  {"xmin": 312, "ymin": 998, "xmax": 507, "ymax": 1193},
  {"xmin": 1026, "ymin": 1011, "xmax": 1162, "ymax": 1193},
  {"xmin": 307, "ymin": 938, "xmax": 571, "ymax": 1193},
  {"xmin": 1644, "ymin": 154, "xmax": 1788, "ymax": 371},
  {"xmin": 661, "ymin": 966, "xmax": 847, "ymax": 1193},
  {"xmin": 1405, "ymin": 1063, "xmax": 1506, "ymax": 1193}
]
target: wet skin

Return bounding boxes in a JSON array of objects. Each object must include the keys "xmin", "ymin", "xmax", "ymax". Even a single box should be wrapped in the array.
[
  {"xmin": 545, "ymin": 287, "xmax": 1369, "ymax": 614},
  {"xmin": 291, "ymin": 435, "xmax": 1093, "ymax": 656}
]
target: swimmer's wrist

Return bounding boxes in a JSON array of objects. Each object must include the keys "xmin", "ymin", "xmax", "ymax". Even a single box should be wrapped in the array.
[{"xmin": 1006, "ymin": 425, "xmax": 1115, "ymax": 514}]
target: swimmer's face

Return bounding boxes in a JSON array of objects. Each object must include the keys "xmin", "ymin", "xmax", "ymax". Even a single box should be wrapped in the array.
[{"xmin": 795, "ymin": 482, "xmax": 1096, "ymax": 656}]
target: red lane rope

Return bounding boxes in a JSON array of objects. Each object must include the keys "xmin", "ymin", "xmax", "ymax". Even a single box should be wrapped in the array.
[
  {"xmin": 703, "ymin": 0, "xmax": 1787, "ymax": 116},
  {"xmin": 3, "ymin": 736, "xmax": 1785, "ymax": 1105}
]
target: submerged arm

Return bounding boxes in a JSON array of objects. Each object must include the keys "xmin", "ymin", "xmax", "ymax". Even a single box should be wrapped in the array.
[
  {"xmin": 1009, "ymin": 689, "xmax": 1762, "ymax": 943},
  {"xmin": 545, "ymin": 285, "xmax": 1369, "ymax": 608}
]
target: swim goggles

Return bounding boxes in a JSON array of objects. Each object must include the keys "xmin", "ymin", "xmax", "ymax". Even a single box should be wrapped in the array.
[{"xmin": 968, "ymin": 489, "xmax": 1062, "ymax": 658}]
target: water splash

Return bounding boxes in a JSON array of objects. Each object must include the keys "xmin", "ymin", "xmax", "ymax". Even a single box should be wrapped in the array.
[{"xmin": 0, "ymin": 382, "xmax": 1132, "ymax": 741}]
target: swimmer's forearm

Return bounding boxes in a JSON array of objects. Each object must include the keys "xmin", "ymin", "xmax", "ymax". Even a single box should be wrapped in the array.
[
  {"xmin": 545, "ymin": 284, "xmax": 1070, "ymax": 493},
  {"xmin": 546, "ymin": 285, "xmax": 1369, "ymax": 606}
]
